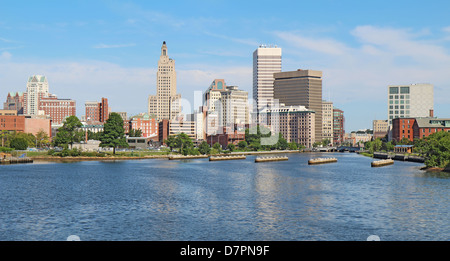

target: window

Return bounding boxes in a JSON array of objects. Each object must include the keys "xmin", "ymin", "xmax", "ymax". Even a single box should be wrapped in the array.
[
  {"xmin": 400, "ymin": 87, "xmax": 410, "ymax": 94},
  {"xmin": 389, "ymin": 87, "xmax": 399, "ymax": 94}
]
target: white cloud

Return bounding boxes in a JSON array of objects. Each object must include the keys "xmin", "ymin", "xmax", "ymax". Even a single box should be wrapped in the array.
[{"xmin": 0, "ymin": 51, "xmax": 12, "ymax": 60}]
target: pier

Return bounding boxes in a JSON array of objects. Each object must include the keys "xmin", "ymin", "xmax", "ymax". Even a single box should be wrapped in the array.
[
  {"xmin": 255, "ymin": 156, "xmax": 288, "ymax": 163},
  {"xmin": 371, "ymin": 159, "xmax": 394, "ymax": 167},
  {"xmin": 209, "ymin": 155, "xmax": 246, "ymax": 161},
  {"xmin": 308, "ymin": 157, "xmax": 337, "ymax": 165},
  {"xmin": 168, "ymin": 155, "xmax": 209, "ymax": 160},
  {"xmin": 1, "ymin": 157, "xmax": 33, "ymax": 165}
]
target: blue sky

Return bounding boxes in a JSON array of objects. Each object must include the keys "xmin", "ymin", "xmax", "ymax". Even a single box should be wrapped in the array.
[{"xmin": 1, "ymin": 0, "xmax": 450, "ymax": 131}]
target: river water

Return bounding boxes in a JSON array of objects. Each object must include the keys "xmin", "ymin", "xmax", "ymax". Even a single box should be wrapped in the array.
[{"xmin": 0, "ymin": 152, "xmax": 448, "ymax": 241}]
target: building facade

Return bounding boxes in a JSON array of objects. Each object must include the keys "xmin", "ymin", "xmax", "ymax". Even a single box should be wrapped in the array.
[
  {"xmin": 253, "ymin": 45, "xmax": 282, "ymax": 121},
  {"xmin": 38, "ymin": 94, "xmax": 76, "ymax": 125},
  {"xmin": 24, "ymin": 75, "xmax": 49, "ymax": 116},
  {"xmin": 392, "ymin": 116, "xmax": 450, "ymax": 142},
  {"xmin": 203, "ymin": 79, "xmax": 249, "ymax": 135},
  {"xmin": 85, "ymin": 98, "xmax": 109, "ymax": 123},
  {"xmin": 322, "ymin": 100, "xmax": 333, "ymax": 145},
  {"xmin": 373, "ymin": 120, "xmax": 389, "ymax": 140},
  {"xmin": 3, "ymin": 92, "xmax": 24, "ymax": 115},
  {"xmin": 387, "ymin": 83, "xmax": 434, "ymax": 125},
  {"xmin": 129, "ymin": 113, "xmax": 158, "ymax": 138},
  {"xmin": 333, "ymin": 108, "xmax": 344, "ymax": 145},
  {"xmin": 261, "ymin": 105, "xmax": 316, "ymax": 148},
  {"xmin": 148, "ymin": 41, "xmax": 181, "ymax": 121},
  {"xmin": 273, "ymin": 69, "xmax": 323, "ymax": 142}
]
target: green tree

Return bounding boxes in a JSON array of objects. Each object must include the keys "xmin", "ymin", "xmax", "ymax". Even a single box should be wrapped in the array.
[
  {"xmin": 129, "ymin": 128, "xmax": 143, "ymax": 137},
  {"xmin": 276, "ymin": 133, "xmax": 289, "ymax": 150},
  {"xmin": 322, "ymin": 139, "xmax": 331, "ymax": 147},
  {"xmin": 288, "ymin": 142, "xmax": 298, "ymax": 150},
  {"xmin": 54, "ymin": 116, "xmax": 83, "ymax": 148},
  {"xmin": 164, "ymin": 135, "xmax": 177, "ymax": 151},
  {"xmin": 175, "ymin": 133, "xmax": 194, "ymax": 155},
  {"xmin": 198, "ymin": 141, "xmax": 211, "ymax": 155},
  {"xmin": 238, "ymin": 140, "xmax": 248, "ymax": 150},
  {"xmin": 10, "ymin": 137, "xmax": 28, "ymax": 150},
  {"xmin": 213, "ymin": 142, "xmax": 221, "ymax": 152},
  {"xmin": 415, "ymin": 131, "xmax": 450, "ymax": 168},
  {"xmin": 227, "ymin": 143, "xmax": 235, "ymax": 152},
  {"xmin": 100, "ymin": 112, "xmax": 128, "ymax": 154},
  {"xmin": 35, "ymin": 129, "xmax": 50, "ymax": 148}
]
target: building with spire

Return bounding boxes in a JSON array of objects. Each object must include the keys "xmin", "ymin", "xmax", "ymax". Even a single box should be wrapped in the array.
[{"xmin": 148, "ymin": 41, "xmax": 181, "ymax": 121}]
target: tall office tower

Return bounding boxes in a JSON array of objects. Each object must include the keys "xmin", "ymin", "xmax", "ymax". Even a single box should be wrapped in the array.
[
  {"xmin": 387, "ymin": 83, "xmax": 434, "ymax": 125},
  {"xmin": 333, "ymin": 107, "xmax": 344, "ymax": 146},
  {"xmin": 23, "ymin": 75, "xmax": 49, "ymax": 115},
  {"xmin": 148, "ymin": 41, "xmax": 181, "ymax": 121},
  {"xmin": 273, "ymin": 69, "xmax": 323, "ymax": 142},
  {"xmin": 322, "ymin": 100, "xmax": 334, "ymax": 145},
  {"xmin": 252, "ymin": 45, "xmax": 282, "ymax": 122}
]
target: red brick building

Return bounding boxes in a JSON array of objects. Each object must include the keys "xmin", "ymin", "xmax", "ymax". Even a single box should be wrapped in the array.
[
  {"xmin": 392, "ymin": 118, "xmax": 416, "ymax": 142},
  {"xmin": 206, "ymin": 126, "xmax": 245, "ymax": 149},
  {"xmin": 39, "ymin": 94, "xmax": 76, "ymax": 125},
  {"xmin": 129, "ymin": 113, "xmax": 158, "ymax": 138},
  {"xmin": 85, "ymin": 98, "xmax": 109, "ymax": 123}
]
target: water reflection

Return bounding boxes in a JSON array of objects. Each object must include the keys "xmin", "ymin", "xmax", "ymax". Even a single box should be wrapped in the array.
[{"xmin": 0, "ymin": 153, "xmax": 448, "ymax": 240}]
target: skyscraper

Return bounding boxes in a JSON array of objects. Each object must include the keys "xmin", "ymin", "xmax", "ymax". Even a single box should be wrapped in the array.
[
  {"xmin": 387, "ymin": 83, "xmax": 434, "ymax": 125},
  {"xmin": 24, "ymin": 75, "xmax": 49, "ymax": 115},
  {"xmin": 148, "ymin": 41, "xmax": 181, "ymax": 121},
  {"xmin": 252, "ymin": 45, "xmax": 281, "ymax": 122},
  {"xmin": 273, "ymin": 69, "xmax": 323, "ymax": 142}
]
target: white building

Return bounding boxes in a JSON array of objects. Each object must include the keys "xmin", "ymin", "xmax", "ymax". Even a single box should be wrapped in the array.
[
  {"xmin": 203, "ymin": 79, "xmax": 249, "ymax": 135},
  {"xmin": 387, "ymin": 83, "xmax": 433, "ymax": 125},
  {"xmin": 148, "ymin": 41, "xmax": 181, "ymax": 121},
  {"xmin": 24, "ymin": 75, "xmax": 49, "ymax": 115},
  {"xmin": 253, "ymin": 45, "xmax": 282, "ymax": 122}
]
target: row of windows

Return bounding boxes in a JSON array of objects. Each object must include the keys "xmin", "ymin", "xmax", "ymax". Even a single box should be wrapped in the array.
[
  {"xmin": 389, "ymin": 95, "xmax": 410, "ymax": 99},
  {"xmin": 389, "ymin": 86, "xmax": 410, "ymax": 94}
]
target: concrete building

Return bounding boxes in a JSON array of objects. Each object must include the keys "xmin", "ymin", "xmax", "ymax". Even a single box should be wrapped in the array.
[
  {"xmin": 333, "ymin": 107, "xmax": 344, "ymax": 146},
  {"xmin": 148, "ymin": 41, "xmax": 181, "ymax": 121},
  {"xmin": 373, "ymin": 120, "xmax": 389, "ymax": 140},
  {"xmin": 203, "ymin": 79, "xmax": 249, "ymax": 135},
  {"xmin": 274, "ymin": 69, "xmax": 323, "ymax": 142},
  {"xmin": 260, "ymin": 105, "xmax": 316, "ymax": 148},
  {"xmin": 85, "ymin": 98, "xmax": 109, "ymax": 123},
  {"xmin": 344, "ymin": 130, "xmax": 372, "ymax": 147},
  {"xmin": 253, "ymin": 45, "xmax": 282, "ymax": 122},
  {"xmin": 169, "ymin": 117, "xmax": 196, "ymax": 140},
  {"xmin": 3, "ymin": 92, "xmax": 24, "ymax": 115},
  {"xmin": 322, "ymin": 100, "xmax": 333, "ymax": 145},
  {"xmin": 387, "ymin": 83, "xmax": 434, "ymax": 126},
  {"xmin": 23, "ymin": 75, "xmax": 49, "ymax": 116}
]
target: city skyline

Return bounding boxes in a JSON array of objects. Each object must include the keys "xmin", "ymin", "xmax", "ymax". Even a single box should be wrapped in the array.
[{"xmin": 1, "ymin": 1, "xmax": 450, "ymax": 131}]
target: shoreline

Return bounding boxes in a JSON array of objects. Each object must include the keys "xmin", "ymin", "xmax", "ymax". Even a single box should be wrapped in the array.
[{"xmin": 30, "ymin": 150, "xmax": 301, "ymax": 162}]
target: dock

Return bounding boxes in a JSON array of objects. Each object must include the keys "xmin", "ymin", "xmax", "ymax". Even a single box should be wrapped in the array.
[
  {"xmin": 255, "ymin": 156, "xmax": 288, "ymax": 163},
  {"xmin": 168, "ymin": 155, "xmax": 209, "ymax": 160},
  {"xmin": 209, "ymin": 155, "xmax": 246, "ymax": 161},
  {"xmin": 1, "ymin": 157, "xmax": 33, "ymax": 165},
  {"xmin": 308, "ymin": 157, "xmax": 337, "ymax": 165},
  {"xmin": 371, "ymin": 159, "xmax": 394, "ymax": 167}
]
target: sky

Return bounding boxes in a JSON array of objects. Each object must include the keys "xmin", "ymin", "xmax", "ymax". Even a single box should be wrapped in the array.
[{"xmin": 1, "ymin": 0, "xmax": 450, "ymax": 131}]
